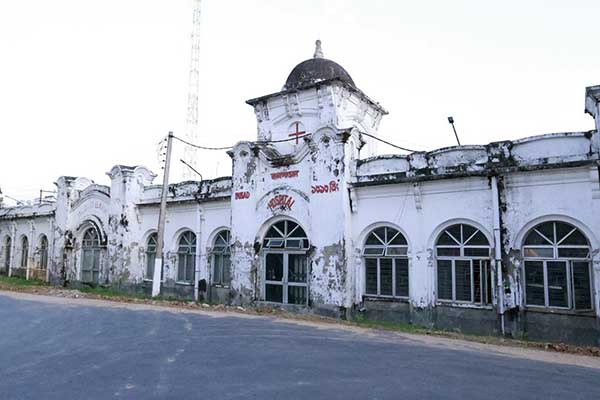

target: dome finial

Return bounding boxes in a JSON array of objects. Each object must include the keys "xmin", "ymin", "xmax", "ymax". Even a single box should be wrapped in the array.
[{"xmin": 313, "ymin": 39, "xmax": 324, "ymax": 58}]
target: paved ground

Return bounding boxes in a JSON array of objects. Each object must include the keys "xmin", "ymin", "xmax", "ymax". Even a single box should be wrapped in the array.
[{"xmin": 0, "ymin": 292, "xmax": 598, "ymax": 400}]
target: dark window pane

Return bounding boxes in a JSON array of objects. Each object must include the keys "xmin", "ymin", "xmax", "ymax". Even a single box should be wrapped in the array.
[
  {"xmin": 437, "ymin": 260, "xmax": 452, "ymax": 300},
  {"xmin": 365, "ymin": 233, "xmax": 382, "ymax": 245},
  {"xmin": 365, "ymin": 258, "xmax": 378, "ymax": 295},
  {"xmin": 536, "ymin": 223, "xmax": 555, "ymax": 244},
  {"xmin": 525, "ymin": 261, "xmax": 545, "ymax": 306},
  {"xmin": 572, "ymin": 261, "xmax": 592, "ymax": 310},
  {"xmin": 213, "ymin": 254, "xmax": 223, "ymax": 284},
  {"xmin": 485, "ymin": 261, "xmax": 493, "ymax": 304},
  {"xmin": 285, "ymin": 239, "xmax": 303, "ymax": 248},
  {"xmin": 462, "ymin": 225, "xmax": 476, "ymax": 242},
  {"xmin": 447, "ymin": 225, "xmax": 462, "ymax": 243},
  {"xmin": 455, "ymin": 260, "xmax": 472, "ymax": 302},
  {"xmin": 146, "ymin": 251, "xmax": 156, "ymax": 278},
  {"xmin": 288, "ymin": 254, "xmax": 307, "ymax": 283},
  {"xmin": 473, "ymin": 262, "xmax": 482, "ymax": 303},
  {"xmin": 547, "ymin": 261, "xmax": 568, "ymax": 308},
  {"xmin": 222, "ymin": 255, "xmax": 231, "ymax": 285},
  {"xmin": 560, "ymin": 229, "xmax": 588, "ymax": 246},
  {"xmin": 265, "ymin": 254, "xmax": 284, "ymax": 281},
  {"xmin": 557, "ymin": 248, "xmax": 589, "ymax": 258},
  {"xmin": 266, "ymin": 226, "xmax": 283, "ymax": 238},
  {"xmin": 437, "ymin": 247, "xmax": 460, "ymax": 257},
  {"xmin": 265, "ymin": 284, "xmax": 283, "ymax": 303},
  {"xmin": 186, "ymin": 254, "xmax": 195, "ymax": 281},
  {"xmin": 288, "ymin": 286, "xmax": 307, "ymax": 305},
  {"xmin": 556, "ymin": 223, "xmax": 587, "ymax": 245},
  {"xmin": 525, "ymin": 228, "xmax": 552, "ymax": 245},
  {"xmin": 380, "ymin": 258, "xmax": 393, "ymax": 296},
  {"xmin": 388, "ymin": 229, "xmax": 407, "ymax": 245},
  {"xmin": 386, "ymin": 247, "xmax": 407, "ymax": 256},
  {"xmin": 395, "ymin": 258, "xmax": 409, "ymax": 297},
  {"xmin": 363, "ymin": 247, "xmax": 385, "ymax": 256},
  {"xmin": 437, "ymin": 232, "xmax": 458, "ymax": 246},
  {"xmin": 523, "ymin": 247, "xmax": 554, "ymax": 258},
  {"xmin": 464, "ymin": 247, "xmax": 489, "ymax": 257},
  {"xmin": 466, "ymin": 231, "xmax": 489, "ymax": 246}
]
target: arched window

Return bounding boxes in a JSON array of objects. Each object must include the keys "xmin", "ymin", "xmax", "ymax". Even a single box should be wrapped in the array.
[
  {"xmin": 20, "ymin": 236, "xmax": 29, "ymax": 268},
  {"xmin": 363, "ymin": 226, "xmax": 409, "ymax": 298},
  {"xmin": 3, "ymin": 236, "xmax": 11, "ymax": 273},
  {"xmin": 177, "ymin": 231, "xmax": 196, "ymax": 283},
  {"xmin": 39, "ymin": 235, "xmax": 48, "ymax": 270},
  {"xmin": 145, "ymin": 233, "xmax": 162, "ymax": 280},
  {"xmin": 262, "ymin": 220, "xmax": 309, "ymax": 305},
  {"xmin": 522, "ymin": 221, "xmax": 592, "ymax": 310},
  {"xmin": 212, "ymin": 230, "xmax": 231, "ymax": 286},
  {"xmin": 81, "ymin": 228, "xmax": 101, "ymax": 284},
  {"xmin": 435, "ymin": 224, "xmax": 492, "ymax": 305}
]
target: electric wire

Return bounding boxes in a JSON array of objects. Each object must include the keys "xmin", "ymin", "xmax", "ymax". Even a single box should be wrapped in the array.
[
  {"xmin": 171, "ymin": 132, "xmax": 421, "ymax": 153},
  {"xmin": 360, "ymin": 132, "xmax": 419, "ymax": 153}
]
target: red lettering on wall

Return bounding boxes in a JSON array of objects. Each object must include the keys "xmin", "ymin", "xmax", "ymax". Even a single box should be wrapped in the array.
[
  {"xmin": 235, "ymin": 191, "xmax": 250, "ymax": 200},
  {"xmin": 270, "ymin": 170, "xmax": 299, "ymax": 180},
  {"xmin": 267, "ymin": 194, "xmax": 295, "ymax": 211},
  {"xmin": 311, "ymin": 180, "xmax": 339, "ymax": 194}
]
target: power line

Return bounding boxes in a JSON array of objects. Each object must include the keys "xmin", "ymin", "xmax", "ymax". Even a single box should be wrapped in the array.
[
  {"xmin": 172, "ymin": 131, "xmax": 421, "ymax": 153},
  {"xmin": 360, "ymin": 132, "xmax": 419, "ymax": 153}
]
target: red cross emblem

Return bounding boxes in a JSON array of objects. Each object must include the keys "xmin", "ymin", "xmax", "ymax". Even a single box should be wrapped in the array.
[{"xmin": 288, "ymin": 122, "xmax": 306, "ymax": 144}]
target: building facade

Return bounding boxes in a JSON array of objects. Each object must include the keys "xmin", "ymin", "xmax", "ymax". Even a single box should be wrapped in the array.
[{"xmin": 2, "ymin": 43, "xmax": 600, "ymax": 346}]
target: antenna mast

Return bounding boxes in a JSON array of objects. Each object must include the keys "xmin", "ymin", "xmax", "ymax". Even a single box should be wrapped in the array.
[{"xmin": 182, "ymin": 0, "xmax": 202, "ymax": 180}]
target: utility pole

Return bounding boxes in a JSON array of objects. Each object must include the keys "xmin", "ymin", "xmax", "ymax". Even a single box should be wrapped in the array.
[{"xmin": 153, "ymin": 132, "xmax": 174, "ymax": 297}]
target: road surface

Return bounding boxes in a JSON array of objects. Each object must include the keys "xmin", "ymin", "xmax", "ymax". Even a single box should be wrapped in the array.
[{"xmin": 0, "ymin": 291, "xmax": 598, "ymax": 399}]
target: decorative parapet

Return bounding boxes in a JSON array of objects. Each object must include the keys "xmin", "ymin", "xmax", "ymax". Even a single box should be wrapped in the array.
[
  {"xmin": 138, "ymin": 176, "xmax": 233, "ymax": 206},
  {"xmin": 354, "ymin": 131, "xmax": 598, "ymax": 187}
]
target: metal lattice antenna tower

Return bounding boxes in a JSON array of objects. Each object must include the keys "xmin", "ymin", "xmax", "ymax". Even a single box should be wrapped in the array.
[{"xmin": 182, "ymin": 0, "xmax": 202, "ymax": 180}]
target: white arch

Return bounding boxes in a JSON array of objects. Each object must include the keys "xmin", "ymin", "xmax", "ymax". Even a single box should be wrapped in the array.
[
  {"xmin": 206, "ymin": 226, "xmax": 231, "ymax": 249},
  {"xmin": 254, "ymin": 215, "xmax": 310, "ymax": 244},
  {"xmin": 141, "ymin": 229, "xmax": 158, "ymax": 250},
  {"xmin": 357, "ymin": 221, "xmax": 412, "ymax": 252},
  {"xmin": 170, "ymin": 227, "xmax": 196, "ymax": 252},
  {"xmin": 427, "ymin": 218, "xmax": 493, "ymax": 249},
  {"xmin": 513, "ymin": 214, "xmax": 598, "ymax": 249}
]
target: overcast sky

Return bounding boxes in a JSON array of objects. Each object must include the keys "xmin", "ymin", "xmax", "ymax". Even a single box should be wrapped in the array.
[{"xmin": 1, "ymin": 0, "xmax": 599, "ymax": 205}]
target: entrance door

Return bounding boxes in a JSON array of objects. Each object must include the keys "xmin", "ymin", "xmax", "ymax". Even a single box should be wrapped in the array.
[
  {"xmin": 262, "ymin": 220, "xmax": 309, "ymax": 305},
  {"xmin": 81, "ymin": 229, "xmax": 101, "ymax": 284},
  {"xmin": 265, "ymin": 252, "xmax": 308, "ymax": 305}
]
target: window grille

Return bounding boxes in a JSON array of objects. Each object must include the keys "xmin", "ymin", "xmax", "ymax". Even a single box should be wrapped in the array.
[
  {"xmin": 363, "ymin": 226, "xmax": 409, "ymax": 298},
  {"xmin": 435, "ymin": 224, "xmax": 492, "ymax": 305},
  {"xmin": 212, "ymin": 230, "xmax": 231, "ymax": 286},
  {"xmin": 177, "ymin": 231, "xmax": 196, "ymax": 282}
]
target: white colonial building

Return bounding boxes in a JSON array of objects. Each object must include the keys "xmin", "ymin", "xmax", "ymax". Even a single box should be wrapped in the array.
[{"xmin": 2, "ymin": 42, "xmax": 600, "ymax": 346}]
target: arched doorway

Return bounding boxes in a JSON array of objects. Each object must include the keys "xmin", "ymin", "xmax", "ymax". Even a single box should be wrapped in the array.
[
  {"xmin": 262, "ymin": 220, "xmax": 310, "ymax": 305},
  {"xmin": 81, "ymin": 228, "xmax": 102, "ymax": 284}
]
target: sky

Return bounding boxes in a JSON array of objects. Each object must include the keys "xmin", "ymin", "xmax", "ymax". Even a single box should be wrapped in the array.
[{"xmin": 1, "ymin": 0, "xmax": 599, "ymax": 205}]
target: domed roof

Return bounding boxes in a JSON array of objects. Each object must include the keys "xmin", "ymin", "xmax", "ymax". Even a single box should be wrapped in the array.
[{"xmin": 283, "ymin": 40, "xmax": 355, "ymax": 90}]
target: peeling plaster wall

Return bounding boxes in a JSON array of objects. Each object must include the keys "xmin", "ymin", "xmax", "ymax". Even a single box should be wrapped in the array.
[{"xmin": 352, "ymin": 177, "xmax": 495, "ymax": 309}]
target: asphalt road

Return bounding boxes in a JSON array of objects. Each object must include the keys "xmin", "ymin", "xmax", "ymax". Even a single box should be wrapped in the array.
[{"xmin": 0, "ymin": 294, "xmax": 598, "ymax": 400}]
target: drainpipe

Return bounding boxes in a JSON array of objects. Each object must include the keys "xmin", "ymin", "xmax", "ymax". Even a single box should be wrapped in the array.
[
  {"xmin": 491, "ymin": 175, "xmax": 505, "ymax": 335},
  {"xmin": 8, "ymin": 223, "xmax": 16, "ymax": 277},
  {"xmin": 193, "ymin": 204, "xmax": 203, "ymax": 302},
  {"xmin": 47, "ymin": 217, "xmax": 54, "ymax": 283},
  {"xmin": 26, "ymin": 221, "xmax": 34, "ymax": 280}
]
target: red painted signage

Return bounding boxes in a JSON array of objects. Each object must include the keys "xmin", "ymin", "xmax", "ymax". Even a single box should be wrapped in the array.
[
  {"xmin": 267, "ymin": 194, "xmax": 295, "ymax": 211},
  {"xmin": 271, "ymin": 170, "xmax": 299, "ymax": 180},
  {"xmin": 235, "ymin": 191, "xmax": 250, "ymax": 200},
  {"xmin": 312, "ymin": 180, "xmax": 339, "ymax": 194}
]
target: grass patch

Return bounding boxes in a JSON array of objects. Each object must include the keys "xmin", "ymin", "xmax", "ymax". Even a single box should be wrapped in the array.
[
  {"xmin": 351, "ymin": 314, "xmax": 431, "ymax": 334},
  {"xmin": 78, "ymin": 286, "xmax": 150, "ymax": 300},
  {"xmin": 0, "ymin": 275, "xmax": 48, "ymax": 287}
]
